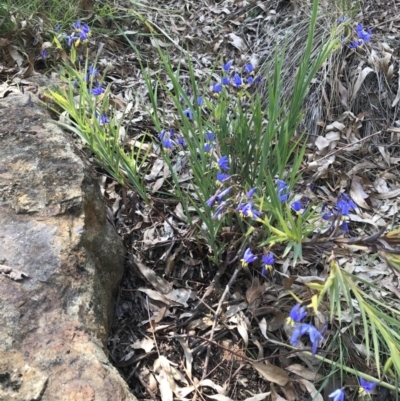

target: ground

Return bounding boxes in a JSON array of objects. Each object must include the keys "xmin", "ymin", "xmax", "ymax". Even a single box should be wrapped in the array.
[{"xmin": 2, "ymin": 0, "xmax": 400, "ymax": 400}]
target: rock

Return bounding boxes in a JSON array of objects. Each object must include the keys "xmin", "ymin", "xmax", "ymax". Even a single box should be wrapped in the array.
[{"xmin": 0, "ymin": 92, "xmax": 137, "ymax": 401}]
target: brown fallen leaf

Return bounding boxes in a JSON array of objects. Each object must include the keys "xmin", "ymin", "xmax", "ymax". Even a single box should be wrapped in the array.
[
  {"xmin": 297, "ymin": 379, "xmax": 323, "ymax": 401},
  {"xmin": 350, "ymin": 176, "xmax": 370, "ymax": 209},
  {"xmin": 280, "ymin": 381, "xmax": 296, "ymax": 401},
  {"xmin": 7, "ymin": 45, "xmax": 24, "ymax": 67},
  {"xmin": 138, "ymin": 288, "xmax": 171, "ymax": 305},
  {"xmin": 285, "ymin": 364, "xmax": 322, "ymax": 381},
  {"xmin": 79, "ymin": 0, "xmax": 94, "ymax": 13},
  {"xmin": 132, "ymin": 255, "xmax": 173, "ymax": 294},
  {"xmin": 251, "ymin": 361, "xmax": 289, "ymax": 386},
  {"xmin": 246, "ymin": 277, "xmax": 267, "ymax": 305}
]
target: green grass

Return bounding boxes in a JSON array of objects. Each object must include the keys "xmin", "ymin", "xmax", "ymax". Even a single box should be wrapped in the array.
[{"xmin": 0, "ymin": 0, "xmax": 80, "ymax": 37}]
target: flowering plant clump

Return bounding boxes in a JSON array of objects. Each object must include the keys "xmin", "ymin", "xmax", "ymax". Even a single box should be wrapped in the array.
[
  {"xmin": 338, "ymin": 17, "xmax": 372, "ymax": 49},
  {"xmin": 322, "ymin": 192, "xmax": 356, "ymax": 233},
  {"xmin": 46, "ymin": 14, "xmax": 399, "ymax": 396},
  {"xmin": 46, "ymin": 22, "xmax": 152, "ymax": 202},
  {"xmin": 64, "ymin": 20, "xmax": 91, "ymax": 47}
]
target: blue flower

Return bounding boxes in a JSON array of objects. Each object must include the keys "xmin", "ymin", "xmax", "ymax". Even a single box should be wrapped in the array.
[
  {"xmin": 241, "ymin": 248, "xmax": 257, "ymax": 267},
  {"xmin": 217, "ymin": 186, "xmax": 232, "ymax": 202},
  {"xmin": 177, "ymin": 136, "xmax": 186, "ymax": 147},
  {"xmin": 55, "ymin": 24, "xmax": 61, "ymax": 32},
  {"xmin": 232, "ymin": 73, "xmax": 243, "ymax": 87},
  {"xmin": 291, "ymin": 323, "xmax": 311, "ymax": 346},
  {"xmin": 308, "ymin": 325, "xmax": 324, "ymax": 354},
  {"xmin": 223, "ymin": 60, "xmax": 233, "ymax": 72},
  {"xmin": 244, "ymin": 63, "xmax": 254, "ymax": 74},
  {"xmin": 212, "ymin": 201, "xmax": 228, "ymax": 219},
  {"xmin": 183, "ymin": 108, "xmax": 193, "ymax": 119},
  {"xmin": 340, "ymin": 221, "xmax": 349, "ymax": 233},
  {"xmin": 337, "ymin": 194, "xmax": 355, "ymax": 216},
  {"xmin": 247, "ymin": 76, "xmax": 254, "ymax": 85},
  {"xmin": 204, "ymin": 143, "xmax": 213, "ymax": 152},
  {"xmin": 197, "ymin": 96, "xmax": 203, "ymax": 106},
  {"xmin": 237, "ymin": 202, "xmax": 261, "ymax": 219},
  {"xmin": 354, "ymin": 23, "xmax": 364, "ymax": 33},
  {"xmin": 90, "ymin": 83, "xmax": 103, "ymax": 96},
  {"xmin": 338, "ymin": 16, "xmax": 349, "ymax": 23},
  {"xmin": 276, "ymin": 179, "xmax": 288, "ymax": 191},
  {"xmin": 206, "ymin": 194, "xmax": 218, "ymax": 207},
  {"xmin": 222, "ymin": 76, "xmax": 230, "ymax": 85},
  {"xmin": 100, "ymin": 113, "xmax": 110, "ymax": 124},
  {"xmin": 348, "ymin": 40, "xmax": 363, "ymax": 49},
  {"xmin": 88, "ymin": 65, "xmax": 98, "ymax": 77},
  {"xmin": 355, "ymin": 23, "xmax": 372, "ymax": 43},
  {"xmin": 64, "ymin": 33, "xmax": 76, "ymax": 46},
  {"xmin": 163, "ymin": 138, "xmax": 173, "ymax": 149},
  {"xmin": 218, "ymin": 156, "xmax": 230, "ymax": 171},
  {"xmin": 158, "ymin": 130, "xmax": 172, "ymax": 148},
  {"xmin": 81, "ymin": 23, "xmax": 90, "ymax": 34},
  {"xmin": 241, "ymin": 202, "xmax": 258, "ymax": 218},
  {"xmin": 279, "ymin": 193, "xmax": 289, "ymax": 203},
  {"xmin": 322, "ymin": 210, "xmax": 333, "ymax": 220},
  {"xmin": 86, "ymin": 65, "xmax": 99, "ymax": 81},
  {"xmin": 213, "ymin": 83, "xmax": 222, "ymax": 93},
  {"xmin": 359, "ymin": 28, "xmax": 372, "ymax": 42},
  {"xmin": 262, "ymin": 253, "xmax": 275, "ymax": 273},
  {"xmin": 79, "ymin": 29, "xmax": 90, "ymax": 40},
  {"xmin": 348, "ymin": 23, "xmax": 372, "ymax": 49},
  {"xmin": 206, "ymin": 132, "xmax": 216, "ymax": 141},
  {"xmin": 40, "ymin": 49, "xmax": 48, "ymax": 59},
  {"xmin": 216, "ymin": 171, "xmax": 231, "ymax": 185},
  {"xmin": 72, "ymin": 20, "xmax": 90, "ymax": 40},
  {"xmin": 359, "ymin": 378, "xmax": 377, "ymax": 395},
  {"xmin": 329, "ymin": 388, "xmax": 345, "ymax": 401},
  {"xmin": 340, "ymin": 193, "xmax": 356, "ymax": 210},
  {"xmin": 286, "ymin": 303, "xmax": 307, "ymax": 326},
  {"xmin": 291, "ymin": 201, "xmax": 302, "ymax": 213},
  {"xmin": 291, "ymin": 323, "xmax": 323, "ymax": 355},
  {"xmin": 246, "ymin": 188, "xmax": 257, "ymax": 198},
  {"xmin": 276, "ymin": 180, "xmax": 289, "ymax": 202}
]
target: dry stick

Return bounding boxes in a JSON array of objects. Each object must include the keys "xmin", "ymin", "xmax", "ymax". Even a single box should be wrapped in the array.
[
  {"xmin": 201, "ymin": 254, "xmax": 239, "ymax": 301},
  {"xmin": 171, "ymin": 334, "xmax": 314, "ymax": 363},
  {"xmin": 299, "ymin": 129, "xmax": 383, "ymax": 173},
  {"xmin": 202, "ymin": 264, "xmax": 242, "ymax": 379}
]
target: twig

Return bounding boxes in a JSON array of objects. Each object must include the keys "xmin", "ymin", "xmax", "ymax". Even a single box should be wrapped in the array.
[
  {"xmin": 169, "ymin": 334, "xmax": 315, "ymax": 363},
  {"xmin": 202, "ymin": 264, "xmax": 242, "ymax": 379},
  {"xmin": 178, "ymin": 255, "xmax": 239, "ymax": 330},
  {"xmin": 201, "ymin": 251, "xmax": 239, "ymax": 302}
]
